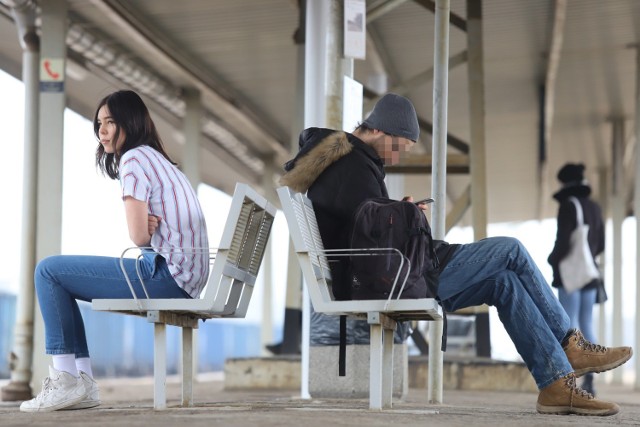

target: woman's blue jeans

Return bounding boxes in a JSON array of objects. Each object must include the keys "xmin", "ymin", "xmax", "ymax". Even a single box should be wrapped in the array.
[
  {"xmin": 34, "ymin": 252, "xmax": 190, "ymax": 358},
  {"xmin": 438, "ymin": 236, "xmax": 572, "ymax": 389},
  {"xmin": 558, "ymin": 286, "xmax": 597, "ymax": 343}
]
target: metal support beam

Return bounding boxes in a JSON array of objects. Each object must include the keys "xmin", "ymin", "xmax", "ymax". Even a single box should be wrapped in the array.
[
  {"xmin": 635, "ymin": 46, "xmax": 640, "ymax": 392},
  {"xmin": 537, "ymin": 0, "xmax": 567, "ymax": 220},
  {"xmin": 385, "ymin": 153, "xmax": 469, "ymax": 174},
  {"xmin": 301, "ymin": 0, "xmax": 332, "ymax": 400},
  {"xmin": 428, "ymin": 0, "xmax": 450, "ymax": 405},
  {"xmin": 610, "ymin": 118, "xmax": 625, "ymax": 385},
  {"xmin": 367, "ymin": 0, "xmax": 409, "ymax": 23}
]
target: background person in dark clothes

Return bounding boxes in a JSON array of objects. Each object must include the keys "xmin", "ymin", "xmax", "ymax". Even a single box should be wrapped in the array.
[{"xmin": 548, "ymin": 162, "xmax": 606, "ymax": 395}]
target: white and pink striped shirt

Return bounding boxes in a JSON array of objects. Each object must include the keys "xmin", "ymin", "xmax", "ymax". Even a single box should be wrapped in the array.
[{"xmin": 119, "ymin": 145, "xmax": 209, "ymax": 298}]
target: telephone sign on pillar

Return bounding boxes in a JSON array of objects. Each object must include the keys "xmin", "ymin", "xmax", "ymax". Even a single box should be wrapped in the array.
[{"xmin": 40, "ymin": 58, "xmax": 65, "ymax": 93}]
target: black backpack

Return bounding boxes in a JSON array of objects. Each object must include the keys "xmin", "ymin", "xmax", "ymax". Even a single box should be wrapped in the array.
[{"xmin": 348, "ymin": 197, "xmax": 440, "ymax": 300}]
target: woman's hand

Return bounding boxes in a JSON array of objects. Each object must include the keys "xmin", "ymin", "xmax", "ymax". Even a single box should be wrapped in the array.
[{"xmin": 148, "ymin": 214, "xmax": 162, "ymax": 237}]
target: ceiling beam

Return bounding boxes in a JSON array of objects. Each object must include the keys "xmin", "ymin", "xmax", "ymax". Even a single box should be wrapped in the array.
[
  {"xmin": 413, "ymin": 0, "xmax": 467, "ymax": 32},
  {"xmin": 88, "ymin": 0, "xmax": 289, "ymax": 161},
  {"xmin": 385, "ymin": 153, "xmax": 469, "ymax": 174}
]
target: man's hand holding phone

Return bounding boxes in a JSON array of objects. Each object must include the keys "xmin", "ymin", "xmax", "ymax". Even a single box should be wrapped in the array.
[{"xmin": 402, "ymin": 196, "xmax": 434, "ymax": 211}]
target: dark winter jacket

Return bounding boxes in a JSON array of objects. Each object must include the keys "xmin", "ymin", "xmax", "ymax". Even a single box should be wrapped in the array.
[
  {"xmin": 281, "ymin": 128, "xmax": 387, "ymax": 299},
  {"xmin": 547, "ymin": 184, "xmax": 605, "ymax": 290},
  {"xmin": 280, "ymin": 127, "xmax": 457, "ymax": 300}
]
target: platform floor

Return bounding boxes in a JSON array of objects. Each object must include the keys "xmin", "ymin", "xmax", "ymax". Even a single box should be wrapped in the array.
[{"xmin": 1, "ymin": 373, "xmax": 639, "ymax": 427}]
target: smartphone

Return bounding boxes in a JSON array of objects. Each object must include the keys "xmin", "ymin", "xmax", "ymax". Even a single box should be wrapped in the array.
[{"xmin": 414, "ymin": 198, "xmax": 435, "ymax": 205}]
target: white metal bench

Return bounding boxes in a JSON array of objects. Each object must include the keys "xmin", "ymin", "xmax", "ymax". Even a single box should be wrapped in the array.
[
  {"xmin": 276, "ymin": 186, "xmax": 442, "ymax": 410},
  {"xmin": 93, "ymin": 183, "xmax": 277, "ymax": 409}
]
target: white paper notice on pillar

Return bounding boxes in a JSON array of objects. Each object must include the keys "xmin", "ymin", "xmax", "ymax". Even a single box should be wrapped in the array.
[
  {"xmin": 40, "ymin": 58, "xmax": 65, "ymax": 93},
  {"xmin": 344, "ymin": 0, "xmax": 366, "ymax": 60},
  {"xmin": 343, "ymin": 76, "xmax": 363, "ymax": 132}
]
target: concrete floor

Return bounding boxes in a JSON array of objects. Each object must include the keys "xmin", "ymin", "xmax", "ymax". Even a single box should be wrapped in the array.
[{"xmin": 1, "ymin": 373, "xmax": 639, "ymax": 427}]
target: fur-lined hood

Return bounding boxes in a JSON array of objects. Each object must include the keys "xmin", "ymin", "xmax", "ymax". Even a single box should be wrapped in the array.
[{"xmin": 280, "ymin": 128, "xmax": 361, "ymax": 193}]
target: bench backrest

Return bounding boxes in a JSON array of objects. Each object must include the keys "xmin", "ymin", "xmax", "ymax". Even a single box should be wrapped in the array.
[
  {"xmin": 203, "ymin": 183, "xmax": 277, "ymax": 317},
  {"xmin": 277, "ymin": 186, "xmax": 337, "ymax": 311}
]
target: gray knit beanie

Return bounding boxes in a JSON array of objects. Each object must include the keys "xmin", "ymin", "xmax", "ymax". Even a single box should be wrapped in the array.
[{"xmin": 362, "ymin": 93, "xmax": 420, "ymax": 142}]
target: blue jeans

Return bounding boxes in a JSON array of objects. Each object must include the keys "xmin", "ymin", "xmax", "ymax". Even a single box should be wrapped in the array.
[
  {"xmin": 558, "ymin": 286, "xmax": 597, "ymax": 343},
  {"xmin": 34, "ymin": 251, "xmax": 190, "ymax": 358},
  {"xmin": 438, "ymin": 237, "xmax": 572, "ymax": 389}
]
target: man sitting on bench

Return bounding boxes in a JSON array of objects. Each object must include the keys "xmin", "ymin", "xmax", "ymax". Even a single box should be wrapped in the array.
[{"xmin": 279, "ymin": 93, "xmax": 632, "ymax": 416}]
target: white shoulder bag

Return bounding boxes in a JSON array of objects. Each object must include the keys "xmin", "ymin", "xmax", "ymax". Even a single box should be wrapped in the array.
[{"xmin": 558, "ymin": 197, "xmax": 600, "ymax": 293}]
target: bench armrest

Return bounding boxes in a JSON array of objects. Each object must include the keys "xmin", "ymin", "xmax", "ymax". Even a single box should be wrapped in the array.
[
  {"xmin": 312, "ymin": 247, "xmax": 411, "ymax": 310},
  {"xmin": 119, "ymin": 246, "xmax": 218, "ymax": 310}
]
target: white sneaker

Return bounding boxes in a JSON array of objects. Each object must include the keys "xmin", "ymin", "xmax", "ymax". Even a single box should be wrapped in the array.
[
  {"xmin": 64, "ymin": 371, "xmax": 101, "ymax": 410},
  {"xmin": 20, "ymin": 366, "xmax": 88, "ymax": 412}
]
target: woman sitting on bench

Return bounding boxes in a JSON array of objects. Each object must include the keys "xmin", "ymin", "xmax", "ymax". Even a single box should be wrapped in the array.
[{"xmin": 21, "ymin": 90, "xmax": 209, "ymax": 412}]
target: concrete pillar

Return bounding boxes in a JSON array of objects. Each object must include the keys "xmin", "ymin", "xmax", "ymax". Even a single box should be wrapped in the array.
[
  {"xmin": 325, "ymin": 0, "xmax": 345, "ymax": 129},
  {"xmin": 182, "ymin": 87, "xmax": 201, "ymax": 378},
  {"xmin": 269, "ymin": 2, "xmax": 305, "ymax": 357},
  {"xmin": 1, "ymin": 0, "xmax": 39, "ymax": 402},
  {"xmin": 466, "ymin": 0, "xmax": 491, "ymax": 359},
  {"xmin": 32, "ymin": 0, "xmax": 68, "ymax": 389},
  {"xmin": 182, "ymin": 88, "xmax": 201, "ymax": 189},
  {"xmin": 466, "ymin": 0, "xmax": 487, "ymax": 242}
]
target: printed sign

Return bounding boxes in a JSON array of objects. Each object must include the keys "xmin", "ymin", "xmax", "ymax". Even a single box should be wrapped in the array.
[
  {"xmin": 344, "ymin": 0, "xmax": 366, "ymax": 60},
  {"xmin": 40, "ymin": 58, "xmax": 65, "ymax": 93}
]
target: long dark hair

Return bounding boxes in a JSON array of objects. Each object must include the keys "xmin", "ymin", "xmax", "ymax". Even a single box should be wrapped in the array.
[{"xmin": 94, "ymin": 90, "xmax": 176, "ymax": 179}]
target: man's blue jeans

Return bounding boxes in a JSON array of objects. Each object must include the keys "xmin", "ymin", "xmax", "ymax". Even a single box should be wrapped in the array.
[
  {"xmin": 438, "ymin": 236, "xmax": 572, "ymax": 390},
  {"xmin": 34, "ymin": 252, "xmax": 190, "ymax": 358}
]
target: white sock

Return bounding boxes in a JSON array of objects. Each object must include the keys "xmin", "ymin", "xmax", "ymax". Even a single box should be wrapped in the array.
[
  {"xmin": 75, "ymin": 357, "xmax": 94, "ymax": 378},
  {"xmin": 52, "ymin": 354, "xmax": 78, "ymax": 377}
]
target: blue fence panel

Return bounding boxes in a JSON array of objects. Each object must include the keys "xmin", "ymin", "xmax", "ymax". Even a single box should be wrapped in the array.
[
  {"xmin": 0, "ymin": 298, "xmax": 268, "ymax": 379},
  {"xmin": 0, "ymin": 293, "xmax": 16, "ymax": 378}
]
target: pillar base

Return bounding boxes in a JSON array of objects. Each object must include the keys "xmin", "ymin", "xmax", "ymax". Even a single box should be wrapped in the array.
[{"xmin": 1, "ymin": 381, "xmax": 32, "ymax": 401}]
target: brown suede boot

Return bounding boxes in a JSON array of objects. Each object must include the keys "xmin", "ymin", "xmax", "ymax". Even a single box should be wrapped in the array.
[
  {"xmin": 537, "ymin": 373, "xmax": 619, "ymax": 416},
  {"xmin": 564, "ymin": 329, "xmax": 633, "ymax": 377}
]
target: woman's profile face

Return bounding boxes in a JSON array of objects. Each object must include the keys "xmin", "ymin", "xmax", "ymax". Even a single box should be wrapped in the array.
[{"xmin": 97, "ymin": 105, "xmax": 125, "ymax": 154}]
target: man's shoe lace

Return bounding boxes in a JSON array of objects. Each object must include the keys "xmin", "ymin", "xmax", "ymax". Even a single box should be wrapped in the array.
[
  {"xmin": 578, "ymin": 336, "xmax": 607, "ymax": 353},
  {"xmin": 565, "ymin": 374, "xmax": 594, "ymax": 402}
]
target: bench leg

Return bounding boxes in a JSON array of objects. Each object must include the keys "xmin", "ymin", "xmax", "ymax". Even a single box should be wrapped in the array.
[
  {"xmin": 370, "ymin": 323, "xmax": 383, "ymax": 410},
  {"xmin": 154, "ymin": 323, "xmax": 167, "ymax": 409},
  {"xmin": 381, "ymin": 326, "xmax": 394, "ymax": 408},
  {"xmin": 181, "ymin": 327, "xmax": 194, "ymax": 407},
  {"xmin": 369, "ymin": 324, "xmax": 394, "ymax": 410}
]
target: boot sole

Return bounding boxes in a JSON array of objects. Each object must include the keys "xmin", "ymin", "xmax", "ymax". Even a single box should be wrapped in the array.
[
  {"xmin": 62, "ymin": 399, "xmax": 101, "ymax": 410},
  {"xmin": 19, "ymin": 393, "xmax": 87, "ymax": 413},
  {"xmin": 573, "ymin": 349, "xmax": 633, "ymax": 377},
  {"xmin": 536, "ymin": 403, "xmax": 619, "ymax": 416}
]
